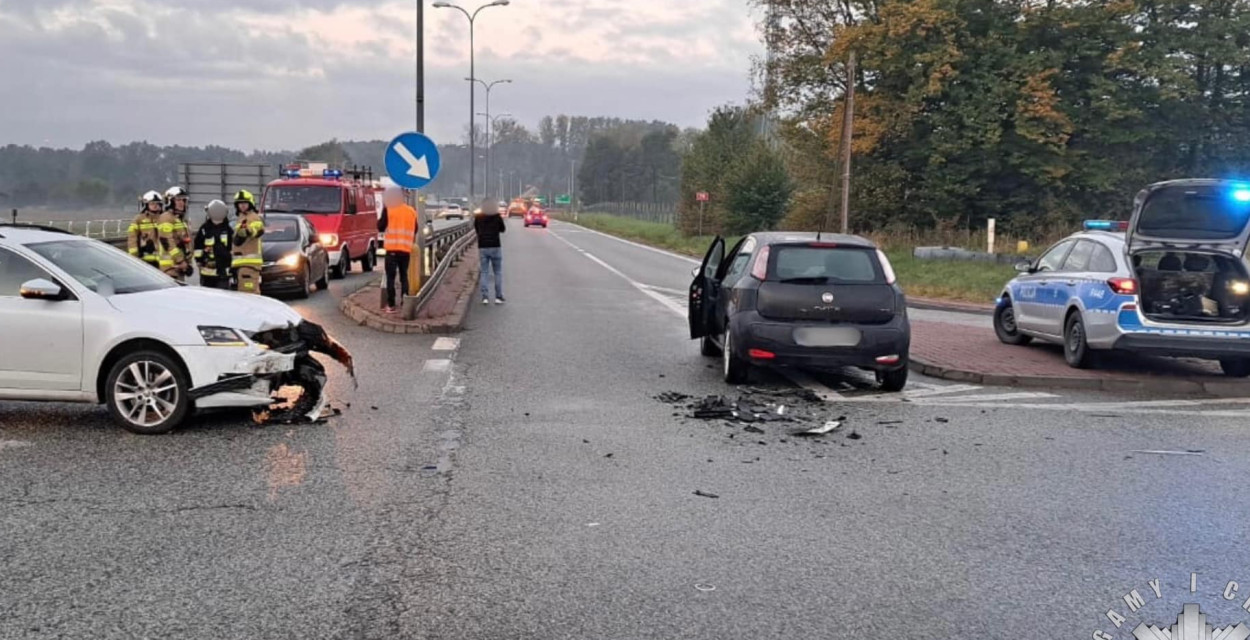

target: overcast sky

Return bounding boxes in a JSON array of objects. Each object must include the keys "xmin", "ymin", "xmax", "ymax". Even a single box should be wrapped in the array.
[{"xmin": 0, "ymin": 0, "xmax": 763, "ymax": 152}]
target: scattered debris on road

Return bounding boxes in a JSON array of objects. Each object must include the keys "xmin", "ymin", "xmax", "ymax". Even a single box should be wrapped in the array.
[
  {"xmin": 847, "ymin": 431, "xmax": 863, "ymax": 440},
  {"xmin": 694, "ymin": 584, "xmax": 717, "ymax": 592},
  {"xmin": 794, "ymin": 421, "xmax": 841, "ymax": 437},
  {"xmin": 1130, "ymin": 449, "xmax": 1206, "ymax": 456},
  {"xmin": 693, "ymin": 490, "xmax": 720, "ymax": 499}
]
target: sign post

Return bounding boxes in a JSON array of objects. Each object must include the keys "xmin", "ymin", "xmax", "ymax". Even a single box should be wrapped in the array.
[
  {"xmin": 987, "ymin": 218, "xmax": 996, "ymax": 254},
  {"xmin": 695, "ymin": 191, "xmax": 710, "ymax": 236},
  {"xmin": 384, "ymin": 132, "xmax": 442, "ymax": 319}
]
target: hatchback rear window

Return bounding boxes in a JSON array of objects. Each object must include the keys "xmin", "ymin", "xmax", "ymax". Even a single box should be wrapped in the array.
[
  {"xmin": 1138, "ymin": 186, "xmax": 1250, "ymax": 240},
  {"xmin": 771, "ymin": 246, "xmax": 881, "ymax": 283}
]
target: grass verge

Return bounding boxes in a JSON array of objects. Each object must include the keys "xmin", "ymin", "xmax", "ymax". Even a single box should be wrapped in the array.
[{"xmin": 559, "ymin": 212, "xmax": 1014, "ymax": 304}]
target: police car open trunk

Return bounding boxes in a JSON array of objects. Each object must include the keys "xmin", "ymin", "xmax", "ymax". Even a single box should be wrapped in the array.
[{"xmin": 1127, "ymin": 180, "xmax": 1250, "ymax": 324}]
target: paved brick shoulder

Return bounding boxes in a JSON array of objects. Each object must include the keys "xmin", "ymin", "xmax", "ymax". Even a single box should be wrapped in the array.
[
  {"xmin": 340, "ymin": 247, "xmax": 479, "ymax": 334},
  {"xmin": 910, "ymin": 320, "xmax": 1250, "ymax": 395}
]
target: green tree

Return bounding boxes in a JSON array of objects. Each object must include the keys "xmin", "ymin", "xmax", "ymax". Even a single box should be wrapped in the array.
[
  {"xmin": 722, "ymin": 143, "xmax": 794, "ymax": 235},
  {"xmin": 297, "ymin": 139, "xmax": 352, "ymax": 166}
]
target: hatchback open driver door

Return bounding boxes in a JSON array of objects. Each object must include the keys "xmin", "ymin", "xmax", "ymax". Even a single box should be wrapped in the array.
[{"xmin": 688, "ymin": 236, "xmax": 725, "ymax": 339}]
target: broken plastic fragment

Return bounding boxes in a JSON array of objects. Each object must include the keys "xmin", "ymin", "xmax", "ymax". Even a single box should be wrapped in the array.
[
  {"xmin": 794, "ymin": 421, "xmax": 841, "ymax": 436},
  {"xmin": 693, "ymin": 490, "xmax": 720, "ymax": 499}
]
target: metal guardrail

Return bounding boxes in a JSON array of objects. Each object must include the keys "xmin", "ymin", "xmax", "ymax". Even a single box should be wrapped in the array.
[
  {"xmin": 402, "ymin": 219, "xmax": 475, "ymax": 319},
  {"xmin": 27, "ymin": 218, "xmax": 131, "ymax": 239}
]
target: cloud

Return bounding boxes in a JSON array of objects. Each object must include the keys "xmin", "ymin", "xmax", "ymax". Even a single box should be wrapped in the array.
[{"xmin": 0, "ymin": 0, "xmax": 763, "ymax": 150}]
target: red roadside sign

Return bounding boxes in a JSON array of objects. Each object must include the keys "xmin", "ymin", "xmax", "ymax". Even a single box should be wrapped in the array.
[{"xmin": 696, "ymin": 191, "xmax": 709, "ymax": 202}]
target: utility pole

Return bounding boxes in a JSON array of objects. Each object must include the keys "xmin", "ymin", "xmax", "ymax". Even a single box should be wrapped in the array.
[
  {"xmin": 416, "ymin": 0, "xmax": 425, "ymax": 133},
  {"xmin": 838, "ymin": 51, "xmax": 856, "ymax": 235}
]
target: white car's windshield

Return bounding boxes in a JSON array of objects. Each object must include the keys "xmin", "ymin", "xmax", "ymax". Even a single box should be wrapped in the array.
[{"xmin": 28, "ymin": 240, "xmax": 177, "ymax": 295}]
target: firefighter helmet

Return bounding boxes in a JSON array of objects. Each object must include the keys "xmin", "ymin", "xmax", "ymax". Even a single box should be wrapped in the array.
[
  {"xmin": 205, "ymin": 199, "xmax": 229, "ymax": 223},
  {"xmin": 164, "ymin": 186, "xmax": 188, "ymax": 208},
  {"xmin": 233, "ymin": 189, "xmax": 257, "ymax": 211},
  {"xmin": 140, "ymin": 190, "xmax": 163, "ymax": 209}
]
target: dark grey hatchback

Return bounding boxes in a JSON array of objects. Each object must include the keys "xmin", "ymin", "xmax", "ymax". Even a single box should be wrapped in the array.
[{"xmin": 688, "ymin": 232, "xmax": 910, "ymax": 390}]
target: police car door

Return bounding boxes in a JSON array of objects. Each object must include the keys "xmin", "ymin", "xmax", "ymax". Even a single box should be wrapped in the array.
[{"xmin": 1015, "ymin": 239, "xmax": 1076, "ymax": 334}]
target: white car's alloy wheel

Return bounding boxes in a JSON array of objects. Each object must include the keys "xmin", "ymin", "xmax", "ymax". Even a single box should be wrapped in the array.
[{"xmin": 113, "ymin": 360, "xmax": 180, "ymax": 429}]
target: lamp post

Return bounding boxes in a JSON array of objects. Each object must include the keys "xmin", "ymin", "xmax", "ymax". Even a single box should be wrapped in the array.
[
  {"xmin": 433, "ymin": 0, "xmax": 510, "ymax": 201},
  {"xmin": 468, "ymin": 78, "xmax": 511, "ymax": 198}
]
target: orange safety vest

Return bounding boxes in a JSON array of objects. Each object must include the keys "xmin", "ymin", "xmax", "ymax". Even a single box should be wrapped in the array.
[{"xmin": 383, "ymin": 204, "xmax": 418, "ymax": 253}]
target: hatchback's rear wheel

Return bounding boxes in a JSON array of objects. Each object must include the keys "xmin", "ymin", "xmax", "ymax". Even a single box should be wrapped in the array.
[
  {"xmin": 994, "ymin": 299, "xmax": 1032, "ymax": 346},
  {"xmin": 876, "ymin": 362, "xmax": 909, "ymax": 392},
  {"xmin": 722, "ymin": 329, "xmax": 750, "ymax": 384},
  {"xmin": 1220, "ymin": 358, "xmax": 1250, "ymax": 377},
  {"xmin": 105, "ymin": 350, "xmax": 189, "ymax": 435},
  {"xmin": 700, "ymin": 335, "xmax": 722, "ymax": 357},
  {"xmin": 1064, "ymin": 312, "xmax": 1092, "ymax": 369}
]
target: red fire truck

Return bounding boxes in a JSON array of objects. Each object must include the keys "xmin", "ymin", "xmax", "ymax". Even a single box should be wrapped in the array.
[{"xmin": 261, "ymin": 164, "xmax": 380, "ymax": 279}]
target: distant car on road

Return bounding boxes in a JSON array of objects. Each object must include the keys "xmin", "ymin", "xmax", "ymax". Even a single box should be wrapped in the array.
[
  {"xmin": 0, "ymin": 225, "xmax": 350, "ymax": 434},
  {"xmin": 524, "ymin": 208, "xmax": 549, "ymax": 228},
  {"xmin": 688, "ymin": 232, "xmax": 910, "ymax": 389},
  {"xmin": 261, "ymin": 214, "xmax": 329, "ymax": 299},
  {"xmin": 994, "ymin": 179, "xmax": 1250, "ymax": 376},
  {"xmin": 435, "ymin": 203, "xmax": 466, "ymax": 220}
]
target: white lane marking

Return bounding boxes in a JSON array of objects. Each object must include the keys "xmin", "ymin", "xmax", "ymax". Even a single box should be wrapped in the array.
[
  {"xmin": 0, "ymin": 440, "xmax": 33, "ymax": 452},
  {"xmin": 779, "ymin": 369, "xmax": 843, "ymax": 400},
  {"xmin": 885, "ymin": 401, "xmax": 1250, "ymax": 417},
  {"xmin": 550, "ymin": 231, "xmax": 687, "ymax": 318},
  {"xmin": 920, "ymin": 392, "xmax": 1059, "ymax": 403},
  {"xmin": 902, "ymin": 384, "xmax": 982, "ymax": 398},
  {"xmin": 423, "ymin": 359, "xmax": 452, "ymax": 372},
  {"xmin": 1130, "ymin": 450, "xmax": 1205, "ymax": 456},
  {"xmin": 637, "ymin": 283, "xmax": 689, "ymax": 297},
  {"xmin": 432, "ymin": 337, "xmax": 460, "ymax": 351},
  {"xmin": 1054, "ymin": 397, "xmax": 1250, "ymax": 411},
  {"xmin": 553, "ymin": 220, "xmax": 700, "ymax": 265}
]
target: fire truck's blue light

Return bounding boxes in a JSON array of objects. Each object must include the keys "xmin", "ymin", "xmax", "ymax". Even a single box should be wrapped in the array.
[
  {"xmin": 1232, "ymin": 188, "xmax": 1250, "ymax": 202},
  {"xmin": 323, "ymin": 169, "xmax": 343, "ymax": 179}
]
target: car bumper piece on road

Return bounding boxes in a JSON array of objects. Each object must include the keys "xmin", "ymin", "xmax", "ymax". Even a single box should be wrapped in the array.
[{"xmin": 738, "ymin": 314, "xmax": 910, "ymax": 371}]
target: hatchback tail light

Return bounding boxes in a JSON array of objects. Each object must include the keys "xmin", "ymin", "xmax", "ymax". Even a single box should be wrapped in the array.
[
  {"xmin": 747, "ymin": 348, "xmax": 776, "ymax": 360},
  {"xmin": 876, "ymin": 250, "xmax": 897, "ymax": 285},
  {"xmin": 750, "ymin": 246, "xmax": 770, "ymax": 280},
  {"xmin": 1107, "ymin": 277, "xmax": 1138, "ymax": 295}
]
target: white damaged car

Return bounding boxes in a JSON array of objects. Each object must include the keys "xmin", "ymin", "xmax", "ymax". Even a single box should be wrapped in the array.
[{"xmin": 0, "ymin": 225, "xmax": 354, "ymax": 434}]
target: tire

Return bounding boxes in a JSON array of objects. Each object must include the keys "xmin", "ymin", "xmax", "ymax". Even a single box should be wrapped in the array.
[
  {"xmin": 722, "ymin": 329, "xmax": 750, "ymax": 384},
  {"xmin": 104, "ymin": 350, "xmax": 190, "ymax": 435},
  {"xmin": 700, "ymin": 335, "xmax": 722, "ymax": 357},
  {"xmin": 315, "ymin": 263, "xmax": 329, "ymax": 290},
  {"xmin": 994, "ymin": 299, "xmax": 1032, "ymax": 346},
  {"xmin": 330, "ymin": 250, "xmax": 349, "ymax": 280},
  {"xmin": 362, "ymin": 243, "xmax": 376, "ymax": 272},
  {"xmin": 876, "ymin": 362, "xmax": 909, "ymax": 392},
  {"xmin": 1220, "ymin": 358, "xmax": 1250, "ymax": 377},
  {"xmin": 1063, "ymin": 311, "xmax": 1092, "ymax": 369},
  {"xmin": 294, "ymin": 262, "xmax": 311, "ymax": 299}
]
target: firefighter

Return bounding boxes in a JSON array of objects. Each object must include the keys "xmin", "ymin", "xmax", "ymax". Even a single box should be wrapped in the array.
[
  {"xmin": 127, "ymin": 191, "xmax": 163, "ymax": 269},
  {"xmin": 158, "ymin": 186, "xmax": 193, "ymax": 281},
  {"xmin": 194, "ymin": 199, "xmax": 234, "ymax": 290},
  {"xmin": 231, "ymin": 189, "xmax": 264, "ymax": 294}
]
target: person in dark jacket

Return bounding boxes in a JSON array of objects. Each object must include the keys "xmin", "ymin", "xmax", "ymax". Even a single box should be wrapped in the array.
[
  {"xmin": 194, "ymin": 199, "xmax": 235, "ymax": 289},
  {"xmin": 473, "ymin": 199, "xmax": 506, "ymax": 304}
]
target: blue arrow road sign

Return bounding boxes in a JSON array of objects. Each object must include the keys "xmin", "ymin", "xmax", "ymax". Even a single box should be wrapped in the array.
[{"xmin": 384, "ymin": 132, "xmax": 441, "ymax": 190}]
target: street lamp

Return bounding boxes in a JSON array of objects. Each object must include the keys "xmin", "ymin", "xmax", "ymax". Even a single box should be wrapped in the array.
[
  {"xmin": 434, "ymin": 0, "xmax": 510, "ymax": 201},
  {"xmin": 467, "ymin": 77, "xmax": 511, "ymax": 198}
]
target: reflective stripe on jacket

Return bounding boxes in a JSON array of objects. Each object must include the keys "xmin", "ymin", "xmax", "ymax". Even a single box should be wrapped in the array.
[
  {"xmin": 232, "ymin": 211, "xmax": 264, "ymax": 268},
  {"xmin": 383, "ymin": 204, "xmax": 418, "ymax": 253}
]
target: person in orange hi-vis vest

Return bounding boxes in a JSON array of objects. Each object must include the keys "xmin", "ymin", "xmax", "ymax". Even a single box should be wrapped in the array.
[{"xmin": 377, "ymin": 183, "xmax": 417, "ymax": 314}]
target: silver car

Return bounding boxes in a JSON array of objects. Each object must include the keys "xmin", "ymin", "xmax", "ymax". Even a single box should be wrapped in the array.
[{"xmin": 994, "ymin": 179, "xmax": 1250, "ymax": 376}]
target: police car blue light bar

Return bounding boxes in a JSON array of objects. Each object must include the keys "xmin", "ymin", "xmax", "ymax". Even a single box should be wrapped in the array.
[
  {"xmin": 1233, "ymin": 188, "xmax": 1250, "ymax": 202},
  {"xmin": 281, "ymin": 169, "xmax": 302, "ymax": 178},
  {"xmin": 1084, "ymin": 220, "xmax": 1129, "ymax": 231}
]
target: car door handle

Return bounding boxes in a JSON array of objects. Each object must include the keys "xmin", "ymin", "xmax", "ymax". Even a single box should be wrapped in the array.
[{"xmin": 1065, "ymin": 280, "xmax": 1077, "ymax": 286}]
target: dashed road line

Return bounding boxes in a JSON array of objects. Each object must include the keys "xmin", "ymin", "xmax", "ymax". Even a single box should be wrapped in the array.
[
  {"xmin": 901, "ymin": 384, "xmax": 983, "ymax": 398},
  {"xmin": 423, "ymin": 359, "xmax": 452, "ymax": 372},
  {"xmin": 432, "ymin": 337, "xmax": 460, "ymax": 351}
]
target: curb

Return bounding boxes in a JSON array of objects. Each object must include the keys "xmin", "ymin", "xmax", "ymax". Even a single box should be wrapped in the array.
[
  {"xmin": 907, "ymin": 297, "xmax": 995, "ymax": 316},
  {"xmin": 909, "ymin": 356, "xmax": 1250, "ymax": 396},
  {"xmin": 339, "ymin": 264, "xmax": 479, "ymax": 335}
]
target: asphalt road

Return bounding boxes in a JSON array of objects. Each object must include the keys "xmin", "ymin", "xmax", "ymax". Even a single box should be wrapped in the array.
[{"xmin": 6, "ymin": 217, "xmax": 1250, "ymax": 638}]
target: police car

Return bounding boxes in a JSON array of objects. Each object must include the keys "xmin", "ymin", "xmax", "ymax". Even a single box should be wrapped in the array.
[{"xmin": 994, "ymin": 179, "xmax": 1250, "ymax": 376}]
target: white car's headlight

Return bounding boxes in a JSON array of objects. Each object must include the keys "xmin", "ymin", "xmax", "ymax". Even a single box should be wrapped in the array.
[
  {"xmin": 199, "ymin": 326, "xmax": 248, "ymax": 347},
  {"xmin": 279, "ymin": 253, "xmax": 301, "ymax": 268}
]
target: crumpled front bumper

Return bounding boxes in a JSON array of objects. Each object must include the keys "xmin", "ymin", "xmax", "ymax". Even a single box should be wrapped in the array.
[{"xmin": 177, "ymin": 345, "xmax": 297, "ymax": 409}]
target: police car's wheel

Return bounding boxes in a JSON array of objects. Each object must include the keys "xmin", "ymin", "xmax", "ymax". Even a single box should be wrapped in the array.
[
  {"xmin": 105, "ymin": 350, "xmax": 190, "ymax": 435},
  {"xmin": 1063, "ymin": 312, "xmax": 1092, "ymax": 369},
  {"xmin": 994, "ymin": 299, "xmax": 1032, "ymax": 346},
  {"xmin": 1220, "ymin": 358, "xmax": 1250, "ymax": 378}
]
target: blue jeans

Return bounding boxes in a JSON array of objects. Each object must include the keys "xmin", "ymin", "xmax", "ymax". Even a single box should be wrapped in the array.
[{"xmin": 479, "ymin": 247, "xmax": 503, "ymax": 298}]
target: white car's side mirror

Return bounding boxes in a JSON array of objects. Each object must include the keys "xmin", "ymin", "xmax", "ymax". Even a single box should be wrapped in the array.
[{"xmin": 19, "ymin": 278, "xmax": 66, "ymax": 301}]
